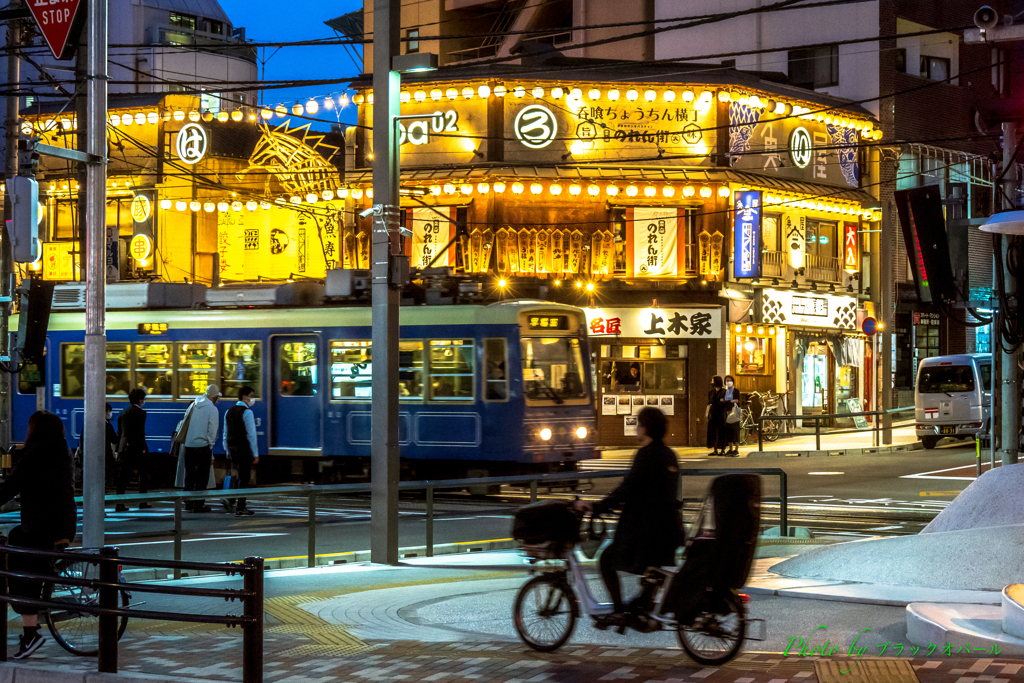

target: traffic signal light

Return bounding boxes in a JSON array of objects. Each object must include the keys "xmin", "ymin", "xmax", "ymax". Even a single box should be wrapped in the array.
[{"xmin": 5, "ymin": 176, "xmax": 38, "ymax": 263}]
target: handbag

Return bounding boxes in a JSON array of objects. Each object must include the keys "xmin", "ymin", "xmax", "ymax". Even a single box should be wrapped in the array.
[
  {"xmin": 170, "ymin": 403, "xmax": 196, "ymax": 459},
  {"xmin": 726, "ymin": 404, "xmax": 742, "ymax": 424}
]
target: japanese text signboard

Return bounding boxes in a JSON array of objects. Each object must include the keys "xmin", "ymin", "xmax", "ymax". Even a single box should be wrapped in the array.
[
  {"xmin": 632, "ymin": 207, "xmax": 678, "ymax": 277},
  {"xmin": 844, "ymin": 223, "xmax": 859, "ymax": 273},
  {"xmin": 585, "ymin": 307, "xmax": 722, "ymax": 339},
  {"xmin": 733, "ymin": 190, "xmax": 762, "ymax": 279},
  {"xmin": 411, "ymin": 207, "xmax": 453, "ymax": 268},
  {"xmin": 28, "ymin": 0, "xmax": 85, "ymax": 60},
  {"xmin": 759, "ymin": 289, "xmax": 858, "ymax": 330}
]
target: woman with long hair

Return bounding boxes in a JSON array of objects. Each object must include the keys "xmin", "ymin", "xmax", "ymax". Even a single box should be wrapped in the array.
[{"xmin": 0, "ymin": 411, "xmax": 77, "ymax": 659}]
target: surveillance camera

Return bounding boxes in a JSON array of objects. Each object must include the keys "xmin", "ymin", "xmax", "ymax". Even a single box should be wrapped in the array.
[
  {"xmin": 975, "ymin": 5, "xmax": 999, "ymax": 31},
  {"xmin": 358, "ymin": 207, "xmax": 374, "ymax": 219}
]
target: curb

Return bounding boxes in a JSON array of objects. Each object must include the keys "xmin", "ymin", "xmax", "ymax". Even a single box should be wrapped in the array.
[
  {"xmin": 121, "ymin": 539, "xmax": 520, "ymax": 582},
  {"xmin": 0, "ymin": 662, "xmax": 221, "ymax": 683},
  {"xmin": 746, "ymin": 441, "xmax": 923, "ymax": 457}
]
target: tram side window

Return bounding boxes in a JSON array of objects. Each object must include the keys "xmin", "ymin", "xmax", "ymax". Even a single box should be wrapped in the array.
[
  {"xmin": 106, "ymin": 343, "xmax": 131, "ymax": 398},
  {"xmin": 330, "ymin": 341, "xmax": 372, "ymax": 399},
  {"xmin": 177, "ymin": 343, "xmax": 217, "ymax": 397},
  {"xmin": 484, "ymin": 338, "xmax": 508, "ymax": 401},
  {"xmin": 62, "ymin": 344, "xmax": 85, "ymax": 398},
  {"xmin": 280, "ymin": 342, "xmax": 317, "ymax": 396},
  {"xmin": 429, "ymin": 339, "xmax": 474, "ymax": 400},
  {"xmin": 221, "ymin": 342, "xmax": 261, "ymax": 398},
  {"xmin": 135, "ymin": 343, "xmax": 172, "ymax": 398},
  {"xmin": 400, "ymin": 341, "xmax": 424, "ymax": 398}
]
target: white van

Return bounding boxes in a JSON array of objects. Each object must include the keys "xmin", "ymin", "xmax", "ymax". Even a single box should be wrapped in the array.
[{"xmin": 915, "ymin": 354, "xmax": 991, "ymax": 449}]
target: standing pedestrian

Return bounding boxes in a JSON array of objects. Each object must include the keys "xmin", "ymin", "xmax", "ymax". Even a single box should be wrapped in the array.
[
  {"xmin": 0, "ymin": 411, "xmax": 77, "ymax": 658},
  {"xmin": 223, "ymin": 385, "xmax": 259, "ymax": 516},
  {"xmin": 116, "ymin": 389, "xmax": 151, "ymax": 511},
  {"xmin": 706, "ymin": 375, "xmax": 726, "ymax": 456},
  {"xmin": 722, "ymin": 375, "xmax": 742, "ymax": 456},
  {"xmin": 183, "ymin": 384, "xmax": 221, "ymax": 513}
]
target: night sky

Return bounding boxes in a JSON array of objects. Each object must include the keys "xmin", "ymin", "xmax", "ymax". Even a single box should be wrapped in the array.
[{"xmin": 219, "ymin": 0, "xmax": 364, "ymax": 131}]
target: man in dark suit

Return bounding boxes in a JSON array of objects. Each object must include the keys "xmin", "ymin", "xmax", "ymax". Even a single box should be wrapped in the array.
[{"xmin": 115, "ymin": 388, "xmax": 151, "ymax": 512}]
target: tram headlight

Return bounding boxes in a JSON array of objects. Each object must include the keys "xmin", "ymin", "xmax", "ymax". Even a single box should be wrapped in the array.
[
  {"xmin": 575, "ymin": 427, "xmax": 588, "ymax": 439},
  {"xmin": 539, "ymin": 428, "xmax": 552, "ymax": 441}
]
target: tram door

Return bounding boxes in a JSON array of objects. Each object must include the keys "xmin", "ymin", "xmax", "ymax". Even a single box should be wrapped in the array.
[{"xmin": 271, "ymin": 336, "xmax": 322, "ymax": 451}]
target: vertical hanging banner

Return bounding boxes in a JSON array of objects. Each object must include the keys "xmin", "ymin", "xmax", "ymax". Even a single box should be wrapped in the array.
[
  {"xmin": 843, "ymin": 223, "xmax": 859, "ymax": 273},
  {"xmin": 732, "ymin": 190, "xmax": 762, "ymax": 279},
  {"xmin": 783, "ymin": 212, "xmax": 805, "ymax": 269},
  {"xmin": 632, "ymin": 207, "xmax": 678, "ymax": 277},
  {"xmin": 411, "ymin": 207, "xmax": 452, "ymax": 268},
  {"xmin": 518, "ymin": 228, "xmax": 536, "ymax": 274},
  {"xmin": 536, "ymin": 230, "xmax": 550, "ymax": 273},
  {"xmin": 551, "ymin": 229, "xmax": 564, "ymax": 273},
  {"xmin": 567, "ymin": 230, "xmax": 584, "ymax": 273}
]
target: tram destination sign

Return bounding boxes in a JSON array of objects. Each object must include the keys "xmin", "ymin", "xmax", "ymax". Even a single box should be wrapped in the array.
[{"xmin": 28, "ymin": 0, "xmax": 86, "ymax": 60}]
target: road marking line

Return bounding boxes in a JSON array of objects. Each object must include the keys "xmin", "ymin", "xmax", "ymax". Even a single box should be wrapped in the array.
[
  {"xmin": 113, "ymin": 531, "xmax": 289, "ymax": 547},
  {"xmin": 920, "ymin": 491, "xmax": 963, "ymax": 496}
]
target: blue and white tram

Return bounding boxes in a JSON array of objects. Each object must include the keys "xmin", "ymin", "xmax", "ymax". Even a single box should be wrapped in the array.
[{"xmin": 12, "ymin": 300, "xmax": 598, "ymax": 481}]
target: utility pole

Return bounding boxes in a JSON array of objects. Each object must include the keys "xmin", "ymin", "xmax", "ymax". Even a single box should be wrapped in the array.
[
  {"xmin": 81, "ymin": 0, "xmax": 108, "ymax": 549},
  {"xmin": 0, "ymin": 4, "xmax": 20, "ymax": 459},
  {"xmin": 999, "ymin": 121, "xmax": 1019, "ymax": 467},
  {"xmin": 369, "ymin": 0, "xmax": 401, "ymax": 565}
]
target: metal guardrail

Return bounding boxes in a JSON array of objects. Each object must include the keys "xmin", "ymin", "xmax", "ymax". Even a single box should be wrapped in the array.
[
  {"xmin": 0, "ymin": 542, "xmax": 263, "ymax": 682},
  {"xmin": 757, "ymin": 405, "xmax": 916, "ymax": 452},
  {"xmin": 71, "ymin": 468, "xmax": 792, "ymax": 570}
]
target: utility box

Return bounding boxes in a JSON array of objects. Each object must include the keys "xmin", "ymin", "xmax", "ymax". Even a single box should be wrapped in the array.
[{"xmin": 6, "ymin": 176, "xmax": 39, "ymax": 263}]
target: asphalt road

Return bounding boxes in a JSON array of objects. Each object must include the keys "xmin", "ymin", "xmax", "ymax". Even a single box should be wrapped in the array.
[{"xmin": 0, "ymin": 441, "xmax": 984, "ymax": 565}]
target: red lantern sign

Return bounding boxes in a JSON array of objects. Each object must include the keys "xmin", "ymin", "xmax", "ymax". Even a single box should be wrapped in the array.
[
  {"xmin": 27, "ymin": 0, "xmax": 86, "ymax": 60},
  {"xmin": 844, "ymin": 223, "xmax": 859, "ymax": 273}
]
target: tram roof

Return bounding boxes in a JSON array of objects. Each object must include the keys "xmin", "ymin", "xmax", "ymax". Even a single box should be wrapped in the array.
[{"xmin": 35, "ymin": 300, "xmax": 587, "ymax": 332}]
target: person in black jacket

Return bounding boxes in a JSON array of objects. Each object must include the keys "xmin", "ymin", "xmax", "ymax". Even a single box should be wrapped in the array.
[
  {"xmin": 0, "ymin": 411, "xmax": 77, "ymax": 659},
  {"xmin": 706, "ymin": 376, "xmax": 726, "ymax": 456},
  {"xmin": 115, "ymin": 389, "xmax": 151, "ymax": 512},
  {"xmin": 575, "ymin": 407, "xmax": 684, "ymax": 624}
]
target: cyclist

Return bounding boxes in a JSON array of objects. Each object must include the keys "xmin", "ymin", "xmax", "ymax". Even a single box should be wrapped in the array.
[
  {"xmin": 0, "ymin": 411, "xmax": 77, "ymax": 659},
  {"xmin": 574, "ymin": 407, "xmax": 684, "ymax": 626}
]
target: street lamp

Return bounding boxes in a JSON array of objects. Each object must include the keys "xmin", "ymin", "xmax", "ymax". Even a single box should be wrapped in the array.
[{"xmin": 369, "ymin": 28, "xmax": 438, "ymax": 564}]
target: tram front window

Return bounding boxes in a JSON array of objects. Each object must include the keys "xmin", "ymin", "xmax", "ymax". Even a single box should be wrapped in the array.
[{"xmin": 521, "ymin": 337, "xmax": 587, "ymax": 401}]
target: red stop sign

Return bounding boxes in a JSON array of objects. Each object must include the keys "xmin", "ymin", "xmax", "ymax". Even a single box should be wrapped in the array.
[{"xmin": 27, "ymin": 0, "xmax": 85, "ymax": 60}]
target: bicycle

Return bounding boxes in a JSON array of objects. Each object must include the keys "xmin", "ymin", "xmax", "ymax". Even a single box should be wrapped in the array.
[
  {"xmin": 512, "ymin": 474, "xmax": 765, "ymax": 665},
  {"xmin": 1, "ymin": 535, "xmax": 132, "ymax": 656},
  {"xmin": 738, "ymin": 391, "xmax": 781, "ymax": 444}
]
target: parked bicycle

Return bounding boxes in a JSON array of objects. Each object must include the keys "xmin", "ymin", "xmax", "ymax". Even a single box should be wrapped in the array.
[
  {"xmin": 738, "ymin": 391, "xmax": 781, "ymax": 444},
  {"xmin": 2, "ymin": 535, "xmax": 133, "ymax": 656},
  {"xmin": 511, "ymin": 474, "xmax": 764, "ymax": 665}
]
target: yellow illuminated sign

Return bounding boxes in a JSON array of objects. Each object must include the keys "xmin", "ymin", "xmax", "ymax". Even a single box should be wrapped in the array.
[
  {"xmin": 138, "ymin": 323, "xmax": 169, "ymax": 335},
  {"xmin": 131, "ymin": 194, "xmax": 151, "ymax": 223},
  {"xmin": 130, "ymin": 234, "xmax": 152, "ymax": 261}
]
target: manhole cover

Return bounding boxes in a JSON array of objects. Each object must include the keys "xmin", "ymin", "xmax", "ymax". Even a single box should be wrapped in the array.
[{"xmin": 815, "ymin": 658, "xmax": 919, "ymax": 683}]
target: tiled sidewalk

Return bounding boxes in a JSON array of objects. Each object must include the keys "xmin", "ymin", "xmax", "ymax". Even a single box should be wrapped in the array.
[{"xmin": 8, "ymin": 628, "xmax": 1024, "ymax": 683}]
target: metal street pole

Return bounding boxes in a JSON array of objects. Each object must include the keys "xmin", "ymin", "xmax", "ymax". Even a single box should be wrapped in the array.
[
  {"xmin": 1, "ymin": 6, "xmax": 20, "ymax": 459},
  {"xmin": 82, "ymin": 0, "xmax": 108, "ymax": 548},
  {"xmin": 1000, "ymin": 121, "xmax": 1019, "ymax": 467},
  {"xmin": 370, "ymin": 0, "xmax": 400, "ymax": 565}
]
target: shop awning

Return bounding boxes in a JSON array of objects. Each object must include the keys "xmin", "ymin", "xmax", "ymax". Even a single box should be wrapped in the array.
[{"xmin": 343, "ymin": 166, "xmax": 880, "ymax": 207}]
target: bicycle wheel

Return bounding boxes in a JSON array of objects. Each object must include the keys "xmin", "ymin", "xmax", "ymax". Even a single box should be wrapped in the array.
[
  {"xmin": 513, "ymin": 574, "xmax": 577, "ymax": 652},
  {"xmin": 676, "ymin": 592, "xmax": 746, "ymax": 665},
  {"xmin": 44, "ymin": 559, "xmax": 130, "ymax": 656},
  {"xmin": 762, "ymin": 411, "xmax": 781, "ymax": 443}
]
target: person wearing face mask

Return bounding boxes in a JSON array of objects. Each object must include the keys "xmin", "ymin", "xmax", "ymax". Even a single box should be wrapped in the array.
[
  {"xmin": 722, "ymin": 375, "xmax": 741, "ymax": 456},
  {"xmin": 223, "ymin": 385, "xmax": 259, "ymax": 516},
  {"xmin": 706, "ymin": 375, "xmax": 726, "ymax": 456}
]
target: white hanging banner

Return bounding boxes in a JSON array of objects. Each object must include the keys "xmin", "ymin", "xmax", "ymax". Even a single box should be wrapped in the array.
[
  {"xmin": 783, "ymin": 212, "xmax": 805, "ymax": 269},
  {"xmin": 412, "ymin": 207, "xmax": 453, "ymax": 268},
  {"xmin": 632, "ymin": 207, "xmax": 678, "ymax": 277}
]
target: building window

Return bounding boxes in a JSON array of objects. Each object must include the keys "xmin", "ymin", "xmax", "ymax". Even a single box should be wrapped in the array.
[
  {"xmin": 735, "ymin": 336, "xmax": 769, "ymax": 375},
  {"xmin": 920, "ymin": 56, "xmax": 950, "ymax": 82},
  {"xmin": 169, "ymin": 12, "xmax": 196, "ymax": 30},
  {"xmin": 406, "ymin": 29, "xmax": 420, "ymax": 54},
  {"xmin": 206, "ymin": 19, "xmax": 223, "ymax": 35},
  {"xmin": 805, "ymin": 222, "xmax": 837, "ymax": 258},
  {"xmin": 788, "ymin": 45, "xmax": 839, "ymax": 89},
  {"xmin": 895, "ymin": 48, "xmax": 907, "ymax": 73}
]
